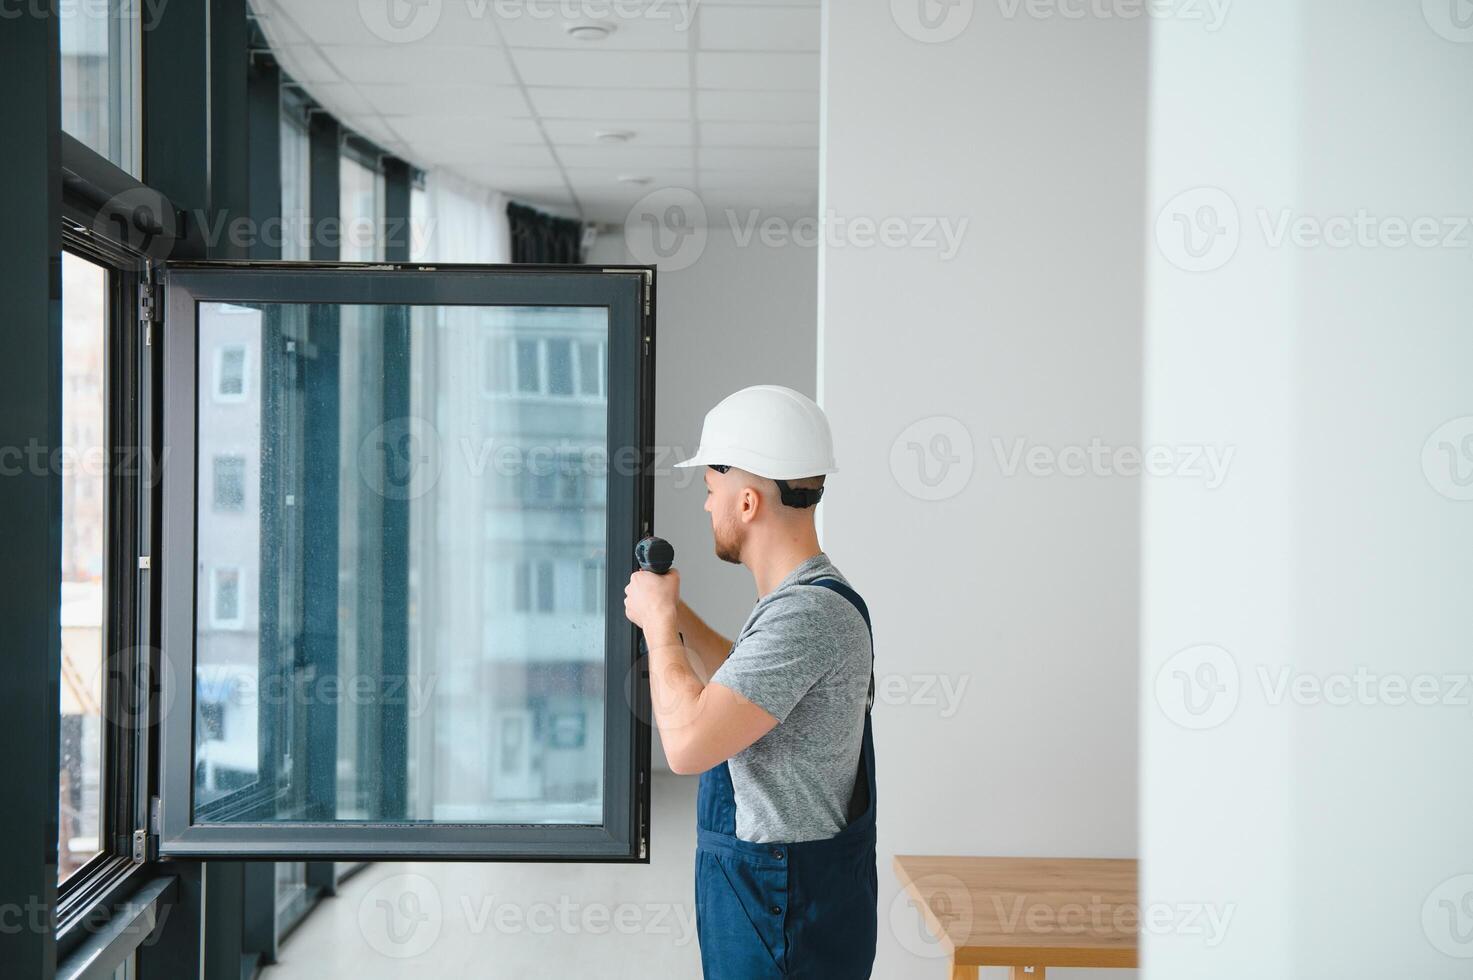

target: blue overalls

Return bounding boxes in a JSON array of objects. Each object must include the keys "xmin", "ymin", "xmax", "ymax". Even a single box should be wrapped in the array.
[{"xmin": 694, "ymin": 578, "xmax": 878, "ymax": 980}]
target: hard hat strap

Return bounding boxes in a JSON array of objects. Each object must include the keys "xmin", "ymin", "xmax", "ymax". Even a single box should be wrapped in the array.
[
  {"xmin": 775, "ymin": 480, "xmax": 824, "ymax": 509},
  {"xmin": 707, "ymin": 464, "xmax": 824, "ymax": 508}
]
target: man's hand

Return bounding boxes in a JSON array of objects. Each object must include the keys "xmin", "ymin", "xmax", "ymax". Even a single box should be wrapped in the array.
[{"xmin": 624, "ymin": 568, "xmax": 681, "ymax": 635}]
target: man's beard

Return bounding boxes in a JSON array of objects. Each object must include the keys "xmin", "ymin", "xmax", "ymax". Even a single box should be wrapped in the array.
[{"xmin": 713, "ymin": 515, "xmax": 744, "ymax": 565}]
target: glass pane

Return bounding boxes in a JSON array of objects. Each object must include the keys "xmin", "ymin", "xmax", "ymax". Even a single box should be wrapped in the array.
[
  {"xmin": 280, "ymin": 111, "xmax": 311, "ymax": 261},
  {"xmin": 60, "ymin": 0, "xmax": 140, "ymax": 176},
  {"xmin": 546, "ymin": 339, "xmax": 573, "ymax": 395},
  {"xmin": 60, "ymin": 252, "xmax": 108, "ymax": 880},
  {"xmin": 339, "ymin": 156, "xmax": 381, "ymax": 262},
  {"xmin": 193, "ymin": 302, "xmax": 610, "ymax": 825},
  {"xmin": 577, "ymin": 342, "xmax": 601, "ymax": 397}
]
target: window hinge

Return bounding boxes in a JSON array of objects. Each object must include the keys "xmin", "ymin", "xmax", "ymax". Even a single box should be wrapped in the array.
[
  {"xmin": 133, "ymin": 797, "xmax": 161, "ymax": 863},
  {"xmin": 138, "ymin": 555, "xmax": 151, "ymax": 570},
  {"xmin": 138, "ymin": 281, "xmax": 159, "ymax": 323}
]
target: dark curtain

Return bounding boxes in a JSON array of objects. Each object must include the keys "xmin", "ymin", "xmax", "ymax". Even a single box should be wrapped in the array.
[{"xmin": 508, "ymin": 201, "xmax": 584, "ymax": 263}]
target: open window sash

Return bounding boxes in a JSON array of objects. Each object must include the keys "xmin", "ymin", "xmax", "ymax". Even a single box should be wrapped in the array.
[{"xmin": 154, "ymin": 261, "xmax": 654, "ymax": 862}]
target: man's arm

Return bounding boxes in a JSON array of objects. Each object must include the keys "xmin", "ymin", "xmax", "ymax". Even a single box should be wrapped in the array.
[
  {"xmin": 627, "ymin": 571, "xmax": 777, "ymax": 775},
  {"xmin": 676, "ymin": 600, "xmax": 733, "ymax": 677}
]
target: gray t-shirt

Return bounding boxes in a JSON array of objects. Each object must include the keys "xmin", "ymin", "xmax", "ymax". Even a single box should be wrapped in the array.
[{"xmin": 709, "ymin": 553, "xmax": 872, "ymax": 843}]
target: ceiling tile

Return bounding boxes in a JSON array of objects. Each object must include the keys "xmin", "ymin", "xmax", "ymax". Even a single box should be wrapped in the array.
[
  {"xmin": 700, "ymin": 121, "xmax": 817, "ymax": 147},
  {"xmin": 386, "ymin": 120, "xmax": 556, "ymax": 162},
  {"xmin": 555, "ymin": 145, "xmax": 696, "ymax": 168},
  {"xmin": 700, "ymin": 169, "xmax": 816, "ymax": 189},
  {"xmin": 320, "ymin": 44, "xmax": 515, "ymax": 86},
  {"xmin": 272, "ymin": 44, "xmax": 342, "ymax": 84},
  {"xmin": 355, "ymin": 84, "xmax": 532, "ymax": 119},
  {"xmin": 258, "ymin": 0, "xmax": 504, "ymax": 47},
  {"xmin": 697, "ymin": 52, "xmax": 817, "ymax": 90},
  {"xmin": 697, "ymin": 6, "xmax": 819, "ymax": 52},
  {"xmin": 695, "ymin": 89, "xmax": 818, "ymax": 121},
  {"xmin": 539, "ymin": 120, "xmax": 693, "ymax": 146},
  {"xmin": 299, "ymin": 81, "xmax": 377, "ymax": 117},
  {"xmin": 496, "ymin": 4, "xmax": 695, "ymax": 49},
  {"xmin": 511, "ymin": 50, "xmax": 689, "ymax": 88},
  {"xmin": 698, "ymin": 147, "xmax": 817, "ymax": 170},
  {"xmin": 527, "ymin": 87, "xmax": 690, "ymax": 120},
  {"xmin": 446, "ymin": 164, "xmax": 571, "ymax": 190}
]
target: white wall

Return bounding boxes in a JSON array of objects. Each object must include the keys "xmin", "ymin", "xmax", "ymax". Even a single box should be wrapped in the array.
[
  {"xmin": 590, "ymin": 223, "xmax": 819, "ymax": 767},
  {"xmin": 818, "ymin": 3, "xmax": 1147, "ymax": 977},
  {"xmin": 1141, "ymin": 2, "xmax": 1473, "ymax": 977}
]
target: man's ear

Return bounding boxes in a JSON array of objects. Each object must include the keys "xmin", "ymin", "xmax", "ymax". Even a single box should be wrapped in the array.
[{"xmin": 738, "ymin": 484, "xmax": 761, "ymax": 524}]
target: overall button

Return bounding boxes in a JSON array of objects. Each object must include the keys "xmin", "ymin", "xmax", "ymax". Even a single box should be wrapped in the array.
[
  {"xmin": 769, "ymin": 905, "xmax": 783, "ymax": 916},
  {"xmin": 770, "ymin": 849, "xmax": 784, "ymax": 860}
]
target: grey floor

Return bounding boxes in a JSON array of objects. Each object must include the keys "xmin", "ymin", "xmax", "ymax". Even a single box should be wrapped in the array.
[{"xmin": 261, "ymin": 773, "xmax": 702, "ymax": 979}]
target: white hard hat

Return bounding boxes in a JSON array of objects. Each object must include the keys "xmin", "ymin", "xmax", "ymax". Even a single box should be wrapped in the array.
[{"xmin": 674, "ymin": 385, "xmax": 838, "ymax": 481}]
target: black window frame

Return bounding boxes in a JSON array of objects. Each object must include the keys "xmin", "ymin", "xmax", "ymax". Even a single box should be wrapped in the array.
[
  {"xmin": 53, "ymin": 183, "xmax": 157, "ymax": 964},
  {"xmin": 155, "ymin": 261, "xmax": 655, "ymax": 862}
]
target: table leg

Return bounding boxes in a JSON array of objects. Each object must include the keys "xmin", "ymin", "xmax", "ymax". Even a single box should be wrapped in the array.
[
  {"xmin": 1009, "ymin": 968, "xmax": 1046, "ymax": 979},
  {"xmin": 949, "ymin": 960, "xmax": 978, "ymax": 980}
]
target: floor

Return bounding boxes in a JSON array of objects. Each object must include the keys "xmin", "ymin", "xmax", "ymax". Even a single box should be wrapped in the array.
[{"xmin": 260, "ymin": 773, "xmax": 702, "ymax": 979}]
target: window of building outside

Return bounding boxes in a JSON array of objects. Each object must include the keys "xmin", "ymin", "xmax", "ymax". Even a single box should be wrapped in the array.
[
  {"xmin": 59, "ymin": 0, "xmax": 141, "ymax": 176},
  {"xmin": 59, "ymin": 251, "xmax": 108, "ymax": 882}
]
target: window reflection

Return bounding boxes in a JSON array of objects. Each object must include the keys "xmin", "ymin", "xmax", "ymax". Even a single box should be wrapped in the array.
[
  {"xmin": 60, "ymin": 252, "xmax": 108, "ymax": 881},
  {"xmin": 193, "ymin": 301, "xmax": 611, "ymax": 824},
  {"xmin": 60, "ymin": 0, "xmax": 140, "ymax": 176}
]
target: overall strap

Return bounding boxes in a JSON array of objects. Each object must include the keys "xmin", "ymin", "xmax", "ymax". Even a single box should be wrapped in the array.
[{"xmin": 808, "ymin": 577, "xmax": 874, "ymax": 711}]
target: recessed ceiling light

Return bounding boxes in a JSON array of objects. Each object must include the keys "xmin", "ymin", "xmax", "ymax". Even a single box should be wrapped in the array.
[
  {"xmin": 617, "ymin": 175, "xmax": 652, "ymax": 185},
  {"xmin": 564, "ymin": 20, "xmax": 615, "ymax": 41},
  {"xmin": 595, "ymin": 129, "xmax": 636, "ymax": 144}
]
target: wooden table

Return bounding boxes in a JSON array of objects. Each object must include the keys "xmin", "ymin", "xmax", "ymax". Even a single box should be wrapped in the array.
[{"xmin": 892, "ymin": 856, "xmax": 1139, "ymax": 979}]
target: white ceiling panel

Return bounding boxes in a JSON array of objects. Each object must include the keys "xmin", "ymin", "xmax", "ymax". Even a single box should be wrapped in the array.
[
  {"xmin": 557, "ymin": 145, "xmax": 696, "ymax": 169},
  {"xmin": 320, "ymin": 44, "xmax": 515, "ymax": 86},
  {"xmin": 512, "ymin": 50, "xmax": 689, "ymax": 89},
  {"xmin": 355, "ymin": 84, "xmax": 532, "ymax": 120},
  {"xmin": 257, "ymin": 0, "xmax": 818, "ymax": 222},
  {"xmin": 272, "ymin": 43, "xmax": 342, "ymax": 84},
  {"xmin": 539, "ymin": 120, "xmax": 693, "ymax": 146},
  {"xmin": 300, "ymin": 81, "xmax": 377, "ymax": 117},
  {"xmin": 701, "ymin": 169, "xmax": 819, "ymax": 189},
  {"xmin": 700, "ymin": 121, "xmax": 817, "ymax": 147},
  {"xmin": 289, "ymin": 0, "xmax": 503, "ymax": 47},
  {"xmin": 698, "ymin": 147, "xmax": 817, "ymax": 170},
  {"xmin": 697, "ymin": 52, "xmax": 817, "ymax": 91},
  {"xmin": 697, "ymin": 6, "xmax": 820, "ymax": 52},
  {"xmin": 696, "ymin": 89, "xmax": 818, "ymax": 121},
  {"xmin": 494, "ymin": 6, "xmax": 695, "ymax": 50},
  {"xmin": 527, "ymin": 87, "xmax": 691, "ymax": 120}
]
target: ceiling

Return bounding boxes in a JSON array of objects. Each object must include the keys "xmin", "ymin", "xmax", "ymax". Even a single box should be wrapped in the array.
[{"xmin": 251, "ymin": 0, "xmax": 821, "ymax": 224}]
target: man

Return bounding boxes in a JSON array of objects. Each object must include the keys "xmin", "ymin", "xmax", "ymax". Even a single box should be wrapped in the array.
[{"xmin": 623, "ymin": 385, "xmax": 877, "ymax": 980}]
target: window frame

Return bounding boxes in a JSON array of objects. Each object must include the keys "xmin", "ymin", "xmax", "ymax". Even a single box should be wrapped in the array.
[
  {"xmin": 52, "ymin": 223, "xmax": 154, "ymax": 949},
  {"xmin": 156, "ymin": 260, "xmax": 654, "ymax": 862}
]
